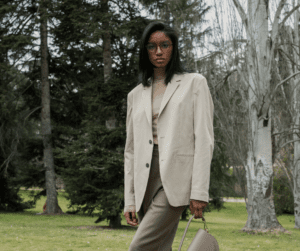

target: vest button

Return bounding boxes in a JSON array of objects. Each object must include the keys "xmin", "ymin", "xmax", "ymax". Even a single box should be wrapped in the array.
[
  {"xmin": 146, "ymin": 163, "xmax": 149, "ymax": 168},
  {"xmin": 149, "ymin": 140, "xmax": 152, "ymax": 144}
]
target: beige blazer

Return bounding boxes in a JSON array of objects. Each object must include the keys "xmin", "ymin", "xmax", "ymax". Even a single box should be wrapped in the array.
[{"xmin": 124, "ymin": 73, "xmax": 214, "ymax": 213}]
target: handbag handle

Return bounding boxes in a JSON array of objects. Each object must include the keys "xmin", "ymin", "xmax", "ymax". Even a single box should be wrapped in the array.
[{"xmin": 178, "ymin": 214, "xmax": 208, "ymax": 251}]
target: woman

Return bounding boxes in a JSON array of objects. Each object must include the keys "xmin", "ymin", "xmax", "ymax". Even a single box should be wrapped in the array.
[{"xmin": 123, "ymin": 21, "xmax": 214, "ymax": 251}]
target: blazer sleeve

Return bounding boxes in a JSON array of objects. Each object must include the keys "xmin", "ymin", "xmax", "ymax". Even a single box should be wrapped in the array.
[
  {"xmin": 124, "ymin": 91, "xmax": 136, "ymax": 212},
  {"xmin": 190, "ymin": 75, "xmax": 214, "ymax": 203}
]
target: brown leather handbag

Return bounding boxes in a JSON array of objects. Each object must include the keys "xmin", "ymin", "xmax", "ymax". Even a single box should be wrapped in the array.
[{"xmin": 178, "ymin": 215, "xmax": 219, "ymax": 251}]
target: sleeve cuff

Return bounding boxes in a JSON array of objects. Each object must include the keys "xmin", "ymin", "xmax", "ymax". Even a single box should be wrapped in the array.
[{"xmin": 124, "ymin": 205, "xmax": 136, "ymax": 213}]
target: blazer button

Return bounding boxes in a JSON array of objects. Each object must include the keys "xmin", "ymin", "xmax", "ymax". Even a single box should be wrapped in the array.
[
  {"xmin": 149, "ymin": 140, "xmax": 152, "ymax": 144},
  {"xmin": 146, "ymin": 163, "xmax": 149, "ymax": 168}
]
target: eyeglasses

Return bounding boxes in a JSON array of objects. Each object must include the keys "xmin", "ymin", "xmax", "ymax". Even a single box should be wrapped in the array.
[{"xmin": 146, "ymin": 42, "xmax": 173, "ymax": 52}]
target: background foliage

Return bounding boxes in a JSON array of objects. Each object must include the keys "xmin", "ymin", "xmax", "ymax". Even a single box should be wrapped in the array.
[{"xmin": 0, "ymin": 0, "xmax": 265, "ymax": 226}]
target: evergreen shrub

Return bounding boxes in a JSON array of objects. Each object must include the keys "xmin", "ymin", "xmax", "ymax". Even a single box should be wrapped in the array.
[{"xmin": 54, "ymin": 121, "xmax": 125, "ymax": 224}]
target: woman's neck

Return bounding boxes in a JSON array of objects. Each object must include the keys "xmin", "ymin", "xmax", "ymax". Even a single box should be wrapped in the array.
[{"xmin": 153, "ymin": 67, "xmax": 166, "ymax": 81}]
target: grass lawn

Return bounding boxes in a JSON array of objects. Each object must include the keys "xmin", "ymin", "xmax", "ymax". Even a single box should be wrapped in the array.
[{"xmin": 0, "ymin": 190, "xmax": 299, "ymax": 251}]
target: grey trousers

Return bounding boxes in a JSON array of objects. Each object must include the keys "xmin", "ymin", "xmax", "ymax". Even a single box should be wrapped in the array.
[{"xmin": 128, "ymin": 144, "xmax": 187, "ymax": 251}]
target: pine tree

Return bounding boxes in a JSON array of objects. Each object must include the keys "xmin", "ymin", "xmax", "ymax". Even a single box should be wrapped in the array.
[
  {"xmin": 51, "ymin": 0, "xmax": 149, "ymax": 227},
  {"xmin": 0, "ymin": 0, "xmax": 41, "ymax": 211}
]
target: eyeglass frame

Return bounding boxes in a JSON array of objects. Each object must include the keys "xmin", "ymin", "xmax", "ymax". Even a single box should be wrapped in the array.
[{"xmin": 146, "ymin": 41, "xmax": 173, "ymax": 52}]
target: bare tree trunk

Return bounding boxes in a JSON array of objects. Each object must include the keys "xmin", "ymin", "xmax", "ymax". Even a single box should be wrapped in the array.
[
  {"xmin": 279, "ymin": 13, "xmax": 300, "ymax": 231},
  {"xmin": 293, "ymin": 110, "xmax": 300, "ymax": 229},
  {"xmin": 230, "ymin": 0, "xmax": 290, "ymax": 233},
  {"xmin": 103, "ymin": 0, "xmax": 112, "ymax": 85},
  {"xmin": 102, "ymin": 0, "xmax": 120, "ymax": 228},
  {"xmin": 40, "ymin": 0, "xmax": 61, "ymax": 214},
  {"xmin": 102, "ymin": 0, "xmax": 116, "ymax": 130},
  {"xmin": 273, "ymin": 1, "xmax": 300, "ymax": 229},
  {"xmin": 292, "ymin": 0, "xmax": 300, "ymax": 229},
  {"xmin": 275, "ymin": 27, "xmax": 297, "ymax": 189}
]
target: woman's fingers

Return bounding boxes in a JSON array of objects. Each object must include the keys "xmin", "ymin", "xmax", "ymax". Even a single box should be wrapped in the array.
[
  {"xmin": 131, "ymin": 212, "xmax": 138, "ymax": 224},
  {"xmin": 124, "ymin": 212, "xmax": 138, "ymax": 226},
  {"xmin": 124, "ymin": 212, "xmax": 131, "ymax": 224}
]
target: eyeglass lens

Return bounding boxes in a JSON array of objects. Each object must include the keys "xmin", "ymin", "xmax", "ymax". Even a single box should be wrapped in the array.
[{"xmin": 147, "ymin": 42, "xmax": 172, "ymax": 51}]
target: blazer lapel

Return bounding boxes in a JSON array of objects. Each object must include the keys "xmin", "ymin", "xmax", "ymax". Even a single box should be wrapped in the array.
[{"xmin": 142, "ymin": 74, "xmax": 182, "ymax": 127}]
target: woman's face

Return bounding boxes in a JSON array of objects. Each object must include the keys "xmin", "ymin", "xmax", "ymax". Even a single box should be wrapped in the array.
[{"xmin": 147, "ymin": 31, "xmax": 173, "ymax": 69}]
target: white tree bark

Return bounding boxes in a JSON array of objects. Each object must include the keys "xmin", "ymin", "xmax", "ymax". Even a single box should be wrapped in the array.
[
  {"xmin": 294, "ymin": 112, "xmax": 300, "ymax": 229},
  {"xmin": 292, "ymin": 81, "xmax": 300, "ymax": 230},
  {"xmin": 230, "ymin": 0, "xmax": 293, "ymax": 233},
  {"xmin": 273, "ymin": 0, "xmax": 300, "ymax": 229},
  {"xmin": 241, "ymin": 0, "xmax": 281, "ymax": 232},
  {"xmin": 291, "ymin": 0, "xmax": 300, "ymax": 229}
]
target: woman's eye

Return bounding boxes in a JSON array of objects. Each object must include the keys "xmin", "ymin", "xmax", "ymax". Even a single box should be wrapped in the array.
[
  {"xmin": 148, "ymin": 45, "xmax": 155, "ymax": 50},
  {"xmin": 162, "ymin": 43, "xmax": 169, "ymax": 48}
]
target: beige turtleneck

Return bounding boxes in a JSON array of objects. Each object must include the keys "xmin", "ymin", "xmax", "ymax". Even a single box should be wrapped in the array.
[{"xmin": 152, "ymin": 77, "xmax": 167, "ymax": 145}]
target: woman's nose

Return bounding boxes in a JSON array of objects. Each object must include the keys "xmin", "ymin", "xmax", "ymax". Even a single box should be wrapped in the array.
[{"xmin": 156, "ymin": 46, "xmax": 162, "ymax": 54}]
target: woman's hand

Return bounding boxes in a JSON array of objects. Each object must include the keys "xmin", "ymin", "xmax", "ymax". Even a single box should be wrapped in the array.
[
  {"xmin": 190, "ymin": 200, "xmax": 208, "ymax": 219},
  {"xmin": 124, "ymin": 211, "xmax": 139, "ymax": 226}
]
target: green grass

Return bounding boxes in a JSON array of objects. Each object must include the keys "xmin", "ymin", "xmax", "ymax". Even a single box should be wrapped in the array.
[{"xmin": 0, "ymin": 190, "xmax": 299, "ymax": 251}]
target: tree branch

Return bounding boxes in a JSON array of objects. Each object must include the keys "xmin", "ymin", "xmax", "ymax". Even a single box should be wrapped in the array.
[
  {"xmin": 270, "ymin": 2, "xmax": 300, "ymax": 69},
  {"xmin": 271, "ymin": 128, "xmax": 300, "ymax": 136},
  {"xmin": 231, "ymin": 0, "xmax": 249, "ymax": 36},
  {"xmin": 279, "ymin": 3, "xmax": 300, "ymax": 31},
  {"xmin": 280, "ymin": 138, "xmax": 300, "ymax": 149},
  {"xmin": 278, "ymin": 48, "xmax": 300, "ymax": 70},
  {"xmin": 272, "ymin": 0, "xmax": 288, "ymax": 40},
  {"xmin": 210, "ymin": 50, "xmax": 253, "ymax": 95},
  {"xmin": 270, "ymin": 71, "xmax": 300, "ymax": 104},
  {"xmin": 275, "ymin": 157, "xmax": 294, "ymax": 192},
  {"xmin": 214, "ymin": 69, "xmax": 238, "ymax": 90}
]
